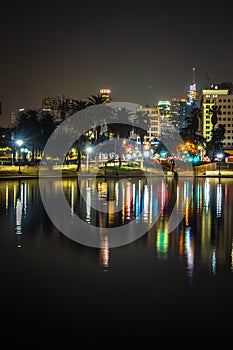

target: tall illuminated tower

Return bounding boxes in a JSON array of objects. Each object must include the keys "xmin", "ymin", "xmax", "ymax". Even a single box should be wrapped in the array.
[
  {"xmin": 187, "ymin": 67, "xmax": 197, "ymax": 107},
  {"xmin": 100, "ymin": 88, "xmax": 111, "ymax": 102}
]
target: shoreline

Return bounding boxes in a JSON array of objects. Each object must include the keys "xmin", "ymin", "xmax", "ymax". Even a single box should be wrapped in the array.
[{"xmin": 1, "ymin": 172, "xmax": 233, "ymax": 180}]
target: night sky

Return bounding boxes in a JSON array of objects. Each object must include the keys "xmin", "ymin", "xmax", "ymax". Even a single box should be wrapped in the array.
[{"xmin": 1, "ymin": 0, "xmax": 233, "ymax": 126}]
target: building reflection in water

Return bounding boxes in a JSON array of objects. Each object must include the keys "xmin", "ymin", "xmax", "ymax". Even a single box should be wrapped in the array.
[{"xmin": 0, "ymin": 177, "xmax": 233, "ymax": 276}]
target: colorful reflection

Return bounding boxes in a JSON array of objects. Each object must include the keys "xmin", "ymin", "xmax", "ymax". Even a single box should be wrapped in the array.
[{"xmin": 0, "ymin": 177, "xmax": 232, "ymax": 276}]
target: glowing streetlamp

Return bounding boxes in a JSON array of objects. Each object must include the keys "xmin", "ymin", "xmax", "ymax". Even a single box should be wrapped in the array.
[
  {"xmin": 86, "ymin": 146, "xmax": 92, "ymax": 171},
  {"xmin": 16, "ymin": 139, "xmax": 23, "ymax": 174}
]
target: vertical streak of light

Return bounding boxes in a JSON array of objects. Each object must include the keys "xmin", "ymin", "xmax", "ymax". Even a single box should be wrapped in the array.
[
  {"xmin": 115, "ymin": 182, "xmax": 119, "ymax": 207},
  {"xmin": 160, "ymin": 179, "xmax": 165, "ymax": 216},
  {"xmin": 204, "ymin": 180, "xmax": 210, "ymax": 213},
  {"xmin": 86, "ymin": 187, "xmax": 91, "ymax": 223},
  {"xmin": 149, "ymin": 183, "xmax": 153, "ymax": 224},
  {"xmin": 20, "ymin": 183, "xmax": 24, "ymax": 203},
  {"xmin": 138, "ymin": 179, "xmax": 141, "ymax": 211},
  {"xmin": 176, "ymin": 183, "xmax": 180, "ymax": 210},
  {"xmin": 126, "ymin": 182, "xmax": 132, "ymax": 220},
  {"xmin": 122, "ymin": 184, "xmax": 125, "ymax": 223},
  {"xmin": 13, "ymin": 183, "xmax": 17, "ymax": 208},
  {"xmin": 212, "ymin": 249, "xmax": 216, "ymax": 275},
  {"xmin": 71, "ymin": 182, "xmax": 74, "ymax": 216},
  {"xmin": 196, "ymin": 183, "xmax": 200, "ymax": 213},
  {"xmin": 100, "ymin": 236, "xmax": 110, "ymax": 272},
  {"xmin": 185, "ymin": 227, "xmax": 194, "ymax": 282},
  {"xmin": 24, "ymin": 183, "xmax": 27, "ymax": 215},
  {"xmin": 156, "ymin": 228, "xmax": 168, "ymax": 259},
  {"xmin": 5, "ymin": 183, "xmax": 8, "ymax": 210},
  {"xmin": 143, "ymin": 184, "xmax": 149, "ymax": 222},
  {"xmin": 216, "ymin": 183, "xmax": 222, "ymax": 218},
  {"xmin": 132, "ymin": 183, "xmax": 135, "ymax": 209}
]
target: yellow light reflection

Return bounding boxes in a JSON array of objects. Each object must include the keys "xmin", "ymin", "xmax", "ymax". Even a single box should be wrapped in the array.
[
  {"xmin": 99, "ymin": 236, "xmax": 110, "ymax": 272},
  {"xmin": 5, "ymin": 183, "xmax": 8, "ymax": 210}
]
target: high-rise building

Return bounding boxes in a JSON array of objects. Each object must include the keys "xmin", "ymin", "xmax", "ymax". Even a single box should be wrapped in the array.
[
  {"xmin": 170, "ymin": 98, "xmax": 188, "ymax": 130},
  {"xmin": 200, "ymin": 83, "xmax": 233, "ymax": 150},
  {"xmin": 187, "ymin": 67, "xmax": 198, "ymax": 108},
  {"xmin": 42, "ymin": 95, "xmax": 78, "ymax": 122},
  {"xmin": 157, "ymin": 100, "xmax": 174, "ymax": 135},
  {"xmin": 100, "ymin": 88, "xmax": 111, "ymax": 102},
  {"xmin": 137, "ymin": 106, "xmax": 161, "ymax": 143}
]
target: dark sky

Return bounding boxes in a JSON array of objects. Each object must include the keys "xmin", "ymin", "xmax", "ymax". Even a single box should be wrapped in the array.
[{"xmin": 1, "ymin": 0, "xmax": 233, "ymax": 126}]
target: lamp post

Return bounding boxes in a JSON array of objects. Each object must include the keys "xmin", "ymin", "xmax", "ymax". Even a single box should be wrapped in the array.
[
  {"xmin": 86, "ymin": 147, "xmax": 92, "ymax": 172},
  {"xmin": 16, "ymin": 140, "xmax": 23, "ymax": 174}
]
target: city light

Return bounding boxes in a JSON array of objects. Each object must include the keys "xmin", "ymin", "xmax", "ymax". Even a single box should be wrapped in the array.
[
  {"xmin": 86, "ymin": 146, "xmax": 92, "ymax": 171},
  {"xmin": 16, "ymin": 139, "xmax": 23, "ymax": 147},
  {"xmin": 15, "ymin": 139, "xmax": 24, "ymax": 174}
]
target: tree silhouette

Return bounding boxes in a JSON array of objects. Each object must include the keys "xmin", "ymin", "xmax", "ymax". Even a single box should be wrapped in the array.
[
  {"xmin": 69, "ymin": 99, "xmax": 88, "ymax": 114},
  {"xmin": 87, "ymin": 94, "xmax": 108, "ymax": 106},
  {"xmin": 210, "ymin": 105, "xmax": 221, "ymax": 129},
  {"xmin": 181, "ymin": 107, "xmax": 202, "ymax": 135}
]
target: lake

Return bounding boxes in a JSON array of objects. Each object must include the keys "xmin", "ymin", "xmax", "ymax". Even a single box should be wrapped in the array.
[{"xmin": 0, "ymin": 176, "xmax": 233, "ymax": 342}]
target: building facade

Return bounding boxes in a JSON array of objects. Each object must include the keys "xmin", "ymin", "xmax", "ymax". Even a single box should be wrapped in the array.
[
  {"xmin": 200, "ymin": 84, "xmax": 233, "ymax": 150},
  {"xmin": 170, "ymin": 98, "xmax": 188, "ymax": 130},
  {"xmin": 137, "ymin": 106, "xmax": 161, "ymax": 143},
  {"xmin": 42, "ymin": 95, "xmax": 78, "ymax": 122},
  {"xmin": 100, "ymin": 89, "xmax": 111, "ymax": 102}
]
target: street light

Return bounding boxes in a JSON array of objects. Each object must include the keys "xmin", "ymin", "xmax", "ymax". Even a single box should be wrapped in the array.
[
  {"xmin": 86, "ymin": 147, "xmax": 92, "ymax": 171},
  {"xmin": 16, "ymin": 139, "xmax": 23, "ymax": 174}
]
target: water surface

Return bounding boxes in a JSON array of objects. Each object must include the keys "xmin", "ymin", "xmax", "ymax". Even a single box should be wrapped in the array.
[{"xmin": 0, "ymin": 177, "xmax": 233, "ymax": 340}]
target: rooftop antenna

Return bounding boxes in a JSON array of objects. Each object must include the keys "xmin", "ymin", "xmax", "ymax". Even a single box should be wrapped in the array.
[{"xmin": 192, "ymin": 67, "xmax": 196, "ymax": 84}]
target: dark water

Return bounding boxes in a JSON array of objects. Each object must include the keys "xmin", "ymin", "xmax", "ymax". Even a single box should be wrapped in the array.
[{"xmin": 0, "ymin": 176, "xmax": 233, "ymax": 341}]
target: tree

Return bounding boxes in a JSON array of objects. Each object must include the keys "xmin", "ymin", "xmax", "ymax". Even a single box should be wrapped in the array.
[
  {"xmin": 38, "ymin": 111, "xmax": 56, "ymax": 149},
  {"xmin": 69, "ymin": 99, "xmax": 88, "ymax": 115},
  {"xmin": 87, "ymin": 94, "xmax": 108, "ymax": 106},
  {"xmin": 15, "ymin": 110, "xmax": 42, "ymax": 161},
  {"xmin": 181, "ymin": 107, "xmax": 202, "ymax": 135},
  {"xmin": 210, "ymin": 105, "xmax": 221, "ymax": 129},
  {"xmin": 131, "ymin": 109, "xmax": 150, "ymax": 145},
  {"xmin": 180, "ymin": 107, "xmax": 206, "ymax": 164},
  {"xmin": 59, "ymin": 99, "xmax": 72, "ymax": 121},
  {"xmin": 206, "ymin": 124, "xmax": 225, "ymax": 160},
  {"xmin": 205, "ymin": 104, "xmax": 224, "ymax": 160}
]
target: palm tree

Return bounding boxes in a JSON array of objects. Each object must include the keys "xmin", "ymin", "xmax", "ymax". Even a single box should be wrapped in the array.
[
  {"xmin": 181, "ymin": 107, "xmax": 202, "ymax": 136},
  {"xmin": 209, "ymin": 105, "xmax": 221, "ymax": 129},
  {"xmin": 69, "ymin": 99, "xmax": 88, "ymax": 115},
  {"xmin": 59, "ymin": 99, "xmax": 71, "ymax": 121},
  {"xmin": 15, "ymin": 109, "xmax": 42, "ymax": 161},
  {"xmin": 39, "ymin": 112, "xmax": 56, "ymax": 148},
  {"xmin": 131, "ymin": 110, "xmax": 150, "ymax": 144},
  {"xmin": 87, "ymin": 94, "xmax": 108, "ymax": 106},
  {"xmin": 108, "ymin": 107, "xmax": 133, "ymax": 139}
]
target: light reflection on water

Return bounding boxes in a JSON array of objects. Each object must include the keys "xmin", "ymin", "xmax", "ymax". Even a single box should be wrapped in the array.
[{"xmin": 0, "ymin": 176, "xmax": 232, "ymax": 277}]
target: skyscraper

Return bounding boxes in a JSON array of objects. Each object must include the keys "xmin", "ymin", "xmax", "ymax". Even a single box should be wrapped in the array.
[
  {"xmin": 170, "ymin": 98, "xmax": 188, "ymax": 130},
  {"xmin": 100, "ymin": 89, "xmax": 111, "ymax": 102},
  {"xmin": 187, "ymin": 67, "xmax": 198, "ymax": 108},
  {"xmin": 200, "ymin": 83, "xmax": 233, "ymax": 151}
]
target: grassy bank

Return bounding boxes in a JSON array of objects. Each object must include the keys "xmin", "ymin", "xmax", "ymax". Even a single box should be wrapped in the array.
[{"xmin": 0, "ymin": 164, "xmax": 147, "ymax": 178}]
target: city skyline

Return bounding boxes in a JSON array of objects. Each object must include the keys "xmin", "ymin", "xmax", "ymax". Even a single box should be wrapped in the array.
[{"xmin": 1, "ymin": 0, "xmax": 233, "ymax": 127}]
